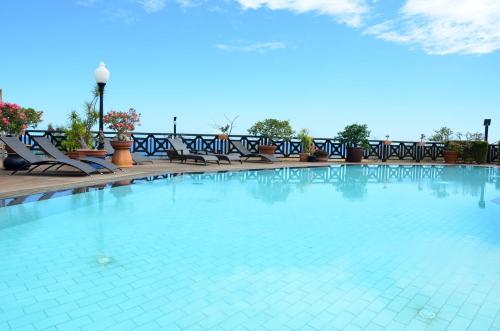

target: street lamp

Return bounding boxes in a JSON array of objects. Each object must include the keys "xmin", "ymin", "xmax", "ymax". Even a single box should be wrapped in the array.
[
  {"xmin": 94, "ymin": 62, "xmax": 110, "ymax": 149},
  {"xmin": 483, "ymin": 119, "xmax": 491, "ymax": 142},
  {"xmin": 173, "ymin": 116, "xmax": 177, "ymax": 137}
]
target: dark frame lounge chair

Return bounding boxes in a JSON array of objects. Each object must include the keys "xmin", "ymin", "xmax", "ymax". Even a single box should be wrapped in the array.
[
  {"xmin": 167, "ymin": 138, "xmax": 220, "ymax": 165},
  {"xmin": 230, "ymin": 140, "xmax": 279, "ymax": 163},
  {"xmin": 169, "ymin": 138, "xmax": 241, "ymax": 165},
  {"xmin": 0, "ymin": 136, "xmax": 100, "ymax": 176},
  {"xmin": 103, "ymin": 138, "xmax": 153, "ymax": 165},
  {"xmin": 33, "ymin": 137, "xmax": 118, "ymax": 173}
]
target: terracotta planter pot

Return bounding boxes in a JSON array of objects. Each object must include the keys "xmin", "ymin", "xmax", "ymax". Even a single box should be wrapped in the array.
[
  {"xmin": 299, "ymin": 153, "xmax": 309, "ymax": 162},
  {"xmin": 66, "ymin": 151, "xmax": 84, "ymax": 160},
  {"xmin": 110, "ymin": 140, "xmax": 133, "ymax": 168},
  {"xmin": 82, "ymin": 149, "xmax": 107, "ymax": 158},
  {"xmin": 67, "ymin": 149, "xmax": 107, "ymax": 160},
  {"xmin": 346, "ymin": 147, "xmax": 364, "ymax": 163},
  {"xmin": 217, "ymin": 134, "xmax": 229, "ymax": 140},
  {"xmin": 443, "ymin": 150, "xmax": 458, "ymax": 164},
  {"xmin": 259, "ymin": 145, "xmax": 276, "ymax": 155},
  {"xmin": 308, "ymin": 155, "xmax": 317, "ymax": 162},
  {"xmin": 384, "ymin": 140, "xmax": 392, "ymax": 145}
]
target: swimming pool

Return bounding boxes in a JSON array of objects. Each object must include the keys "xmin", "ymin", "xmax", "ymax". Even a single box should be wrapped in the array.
[{"xmin": 1, "ymin": 165, "xmax": 499, "ymax": 330}]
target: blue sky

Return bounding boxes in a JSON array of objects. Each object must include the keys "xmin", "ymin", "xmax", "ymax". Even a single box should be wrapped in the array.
[{"xmin": 2, "ymin": 0, "xmax": 499, "ymax": 141}]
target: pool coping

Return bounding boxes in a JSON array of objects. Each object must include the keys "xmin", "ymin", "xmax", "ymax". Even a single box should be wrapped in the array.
[{"xmin": 1, "ymin": 161, "xmax": 497, "ymax": 208}]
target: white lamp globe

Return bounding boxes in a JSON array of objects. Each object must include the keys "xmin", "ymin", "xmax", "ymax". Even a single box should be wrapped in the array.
[{"xmin": 94, "ymin": 62, "xmax": 110, "ymax": 84}]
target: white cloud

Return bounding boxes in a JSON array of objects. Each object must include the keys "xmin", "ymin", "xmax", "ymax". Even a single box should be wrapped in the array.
[
  {"xmin": 76, "ymin": 0, "xmax": 100, "ymax": 7},
  {"xmin": 215, "ymin": 41, "xmax": 286, "ymax": 53},
  {"xmin": 365, "ymin": 0, "xmax": 500, "ymax": 55},
  {"xmin": 109, "ymin": 9, "xmax": 136, "ymax": 24},
  {"xmin": 237, "ymin": 0, "xmax": 369, "ymax": 27},
  {"xmin": 138, "ymin": 0, "xmax": 167, "ymax": 13}
]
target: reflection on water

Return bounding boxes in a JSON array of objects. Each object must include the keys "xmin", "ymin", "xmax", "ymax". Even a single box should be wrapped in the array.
[{"xmin": 186, "ymin": 165, "xmax": 499, "ymax": 208}]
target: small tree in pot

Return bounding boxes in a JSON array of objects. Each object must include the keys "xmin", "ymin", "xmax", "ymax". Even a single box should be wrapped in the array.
[
  {"xmin": 297, "ymin": 128, "xmax": 314, "ymax": 162},
  {"xmin": 336, "ymin": 124, "xmax": 370, "ymax": 162},
  {"xmin": 429, "ymin": 127, "xmax": 456, "ymax": 163},
  {"xmin": 248, "ymin": 119, "xmax": 294, "ymax": 154}
]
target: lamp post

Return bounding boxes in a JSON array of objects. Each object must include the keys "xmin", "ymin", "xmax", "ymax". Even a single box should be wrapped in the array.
[
  {"xmin": 94, "ymin": 62, "xmax": 110, "ymax": 149},
  {"xmin": 173, "ymin": 116, "xmax": 177, "ymax": 137},
  {"xmin": 483, "ymin": 119, "xmax": 491, "ymax": 142}
]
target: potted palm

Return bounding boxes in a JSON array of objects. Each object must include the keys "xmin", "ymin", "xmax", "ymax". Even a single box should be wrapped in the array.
[
  {"xmin": 0, "ymin": 102, "xmax": 43, "ymax": 170},
  {"xmin": 213, "ymin": 115, "xmax": 238, "ymax": 140},
  {"xmin": 430, "ymin": 127, "xmax": 457, "ymax": 164},
  {"xmin": 62, "ymin": 108, "xmax": 104, "ymax": 159},
  {"xmin": 297, "ymin": 128, "xmax": 314, "ymax": 162},
  {"xmin": 104, "ymin": 108, "xmax": 141, "ymax": 167},
  {"xmin": 248, "ymin": 118, "xmax": 294, "ymax": 154},
  {"xmin": 336, "ymin": 124, "xmax": 370, "ymax": 163}
]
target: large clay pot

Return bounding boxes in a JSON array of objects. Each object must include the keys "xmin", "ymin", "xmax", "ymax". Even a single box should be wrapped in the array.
[
  {"xmin": 299, "ymin": 153, "xmax": 309, "ymax": 162},
  {"xmin": 110, "ymin": 140, "xmax": 133, "ymax": 168},
  {"xmin": 259, "ymin": 145, "xmax": 276, "ymax": 155},
  {"xmin": 346, "ymin": 147, "xmax": 364, "ymax": 163},
  {"xmin": 443, "ymin": 150, "xmax": 458, "ymax": 164},
  {"xmin": 67, "ymin": 149, "xmax": 107, "ymax": 160},
  {"xmin": 3, "ymin": 145, "xmax": 29, "ymax": 171}
]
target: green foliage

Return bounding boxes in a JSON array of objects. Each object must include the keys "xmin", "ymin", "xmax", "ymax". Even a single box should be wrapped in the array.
[
  {"xmin": 469, "ymin": 141, "xmax": 488, "ymax": 164},
  {"xmin": 297, "ymin": 128, "xmax": 314, "ymax": 154},
  {"xmin": 62, "ymin": 111, "xmax": 89, "ymax": 152},
  {"xmin": 336, "ymin": 123, "xmax": 371, "ymax": 149},
  {"xmin": 446, "ymin": 141, "xmax": 463, "ymax": 154},
  {"xmin": 429, "ymin": 127, "xmax": 453, "ymax": 142},
  {"xmin": 447, "ymin": 140, "xmax": 489, "ymax": 164},
  {"xmin": 61, "ymin": 88, "xmax": 100, "ymax": 151},
  {"xmin": 248, "ymin": 118, "xmax": 294, "ymax": 142}
]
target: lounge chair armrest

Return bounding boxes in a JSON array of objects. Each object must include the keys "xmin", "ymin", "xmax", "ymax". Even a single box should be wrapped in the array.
[{"xmin": 191, "ymin": 149, "xmax": 208, "ymax": 154}]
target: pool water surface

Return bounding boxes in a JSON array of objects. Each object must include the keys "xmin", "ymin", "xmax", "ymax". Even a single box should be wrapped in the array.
[{"xmin": 1, "ymin": 165, "xmax": 500, "ymax": 331}]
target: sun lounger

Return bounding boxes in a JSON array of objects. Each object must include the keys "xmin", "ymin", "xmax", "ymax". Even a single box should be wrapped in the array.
[
  {"xmin": 33, "ymin": 137, "xmax": 118, "ymax": 173},
  {"xmin": 167, "ymin": 138, "xmax": 220, "ymax": 165},
  {"xmin": 0, "ymin": 136, "xmax": 100, "ymax": 176},
  {"xmin": 230, "ymin": 140, "xmax": 279, "ymax": 163},
  {"xmin": 169, "ymin": 138, "xmax": 241, "ymax": 164}
]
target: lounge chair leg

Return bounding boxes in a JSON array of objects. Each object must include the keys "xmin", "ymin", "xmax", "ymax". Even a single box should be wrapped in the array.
[{"xmin": 27, "ymin": 164, "xmax": 42, "ymax": 174}]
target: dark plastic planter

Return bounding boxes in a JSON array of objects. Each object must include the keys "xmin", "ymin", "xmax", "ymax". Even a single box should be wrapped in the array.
[{"xmin": 346, "ymin": 147, "xmax": 364, "ymax": 162}]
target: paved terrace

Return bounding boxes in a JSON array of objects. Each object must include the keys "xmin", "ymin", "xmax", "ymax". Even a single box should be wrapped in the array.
[{"xmin": 1, "ymin": 158, "xmax": 497, "ymax": 200}]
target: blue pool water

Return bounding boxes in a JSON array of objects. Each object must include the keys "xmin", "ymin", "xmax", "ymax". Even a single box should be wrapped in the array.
[{"xmin": 1, "ymin": 165, "xmax": 500, "ymax": 331}]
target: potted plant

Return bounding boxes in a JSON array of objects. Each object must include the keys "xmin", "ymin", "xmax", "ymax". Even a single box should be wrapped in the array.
[
  {"xmin": 61, "ymin": 107, "xmax": 104, "ymax": 159},
  {"xmin": 336, "ymin": 124, "xmax": 370, "ymax": 163},
  {"xmin": 430, "ymin": 127, "xmax": 457, "ymax": 164},
  {"xmin": 417, "ymin": 134, "xmax": 426, "ymax": 147},
  {"xmin": 314, "ymin": 149, "xmax": 329, "ymax": 162},
  {"xmin": 248, "ymin": 119, "xmax": 294, "ymax": 155},
  {"xmin": 297, "ymin": 129, "xmax": 314, "ymax": 162},
  {"xmin": 104, "ymin": 108, "xmax": 141, "ymax": 167},
  {"xmin": 0, "ymin": 102, "xmax": 43, "ymax": 170},
  {"xmin": 213, "ymin": 115, "xmax": 238, "ymax": 140}
]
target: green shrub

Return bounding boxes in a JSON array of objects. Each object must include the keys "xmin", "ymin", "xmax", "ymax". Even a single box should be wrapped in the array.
[
  {"xmin": 336, "ymin": 123, "xmax": 370, "ymax": 148},
  {"xmin": 248, "ymin": 119, "xmax": 294, "ymax": 143},
  {"xmin": 469, "ymin": 141, "xmax": 488, "ymax": 164}
]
